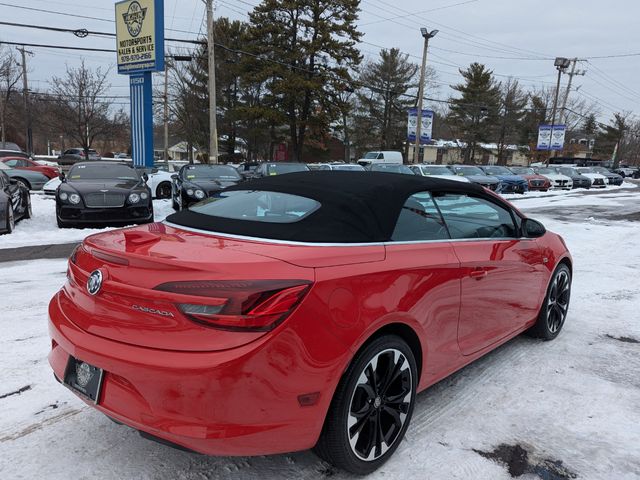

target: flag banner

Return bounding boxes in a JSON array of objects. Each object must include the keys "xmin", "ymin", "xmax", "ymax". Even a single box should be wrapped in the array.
[
  {"xmin": 550, "ymin": 125, "xmax": 566, "ymax": 151},
  {"xmin": 407, "ymin": 108, "xmax": 418, "ymax": 142},
  {"xmin": 537, "ymin": 125, "xmax": 552, "ymax": 150},
  {"xmin": 420, "ymin": 110, "xmax": 434, "ymax": 144},
  {"xmin": 408, "ymin": 108, "xmax": 434, "ymax": 144}
]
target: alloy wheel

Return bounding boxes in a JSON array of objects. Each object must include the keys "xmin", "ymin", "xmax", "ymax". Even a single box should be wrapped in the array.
[
  {"xmin": 347, "ymin": 348, "xmax": 412, "ymax": 461},
  {"xmin": 546, "ymin": 270, "xmax": 570, "ymax": 333}
]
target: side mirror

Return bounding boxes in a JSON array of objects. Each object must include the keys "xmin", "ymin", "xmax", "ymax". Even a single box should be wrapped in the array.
[
  {"xmin": 522, "ymin": 218, "xmax": 546, "ymax": 238},
  {"xmin": 142, "ymin": 172, "xmax": 149, "ymax": 182},
  {"xmin": 59, "ymin": 172, "xmax": 66, "ymax": 182},
  {"xmin": 171, "ymin": 174, "xmax": 178, "ymax": 180},
  {"xmin": 9, "ymin": 178, "xmax": 18, "ymax": 185}
]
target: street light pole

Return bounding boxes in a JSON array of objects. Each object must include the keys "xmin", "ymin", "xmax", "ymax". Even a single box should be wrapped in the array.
[
  {"xmin": 546, "ymin": 57, "xmax": 571, "ymax": 166},
  {"xmin": 413, "ymin": 28, "xmax": 438, "ymax": 164}
]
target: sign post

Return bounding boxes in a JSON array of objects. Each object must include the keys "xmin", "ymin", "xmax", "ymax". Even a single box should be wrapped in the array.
[{"xmin": 115, "ymin": 0, "xmax": 164, "ymax": 167}]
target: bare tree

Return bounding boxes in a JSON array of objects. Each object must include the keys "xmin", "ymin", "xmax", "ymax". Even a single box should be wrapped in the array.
[
  {"xmin": 49, "ymin": 60, "xmax": 113, "ymax": 156},
  {"xmin": 0, "ymin": 46, "xmax": 22, "ymax": 148}
]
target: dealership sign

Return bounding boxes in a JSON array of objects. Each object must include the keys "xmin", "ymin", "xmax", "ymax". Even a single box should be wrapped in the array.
[
  {"xmin": 537, "ymin": 124, "xmax": 566, "ymax": 151},
  {"xmin": 115, "ymin": 0, "xmax": 165, "ymax": 74},
  {"xmin": 407, "ymin": 108, "xmax": 434, "ymax": 144},
  {"xmin": 116, "ymin": 0, "xmax": 164, "ymax": 168}
]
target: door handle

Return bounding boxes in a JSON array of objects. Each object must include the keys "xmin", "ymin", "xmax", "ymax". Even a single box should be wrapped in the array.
[{"xmin": 470, "ymin": 268, "xmax": 488, "ymax": 280}]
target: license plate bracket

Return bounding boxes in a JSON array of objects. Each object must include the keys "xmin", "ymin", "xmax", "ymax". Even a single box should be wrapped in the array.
[{"xmin": 63, "ymin": 355, "xmax": 104, "ymax": 404}]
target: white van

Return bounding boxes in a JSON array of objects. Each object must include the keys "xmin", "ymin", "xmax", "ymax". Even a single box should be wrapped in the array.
[{"xmin": 357, "ymin": 151, "xmax": 404, "ymax": 166}]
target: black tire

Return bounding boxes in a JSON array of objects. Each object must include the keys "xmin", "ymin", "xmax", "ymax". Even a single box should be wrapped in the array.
[
  {"xmin": 23, "ymin": 193, "xmax": 32, "ymax": 219},
  {"xmin": 528, "ymin": 264, "xmax": 571, "ymax": 340},
  {"xmin": 314, "ymin": 335, "xmax": 417, "ymax": 475},
  {"xmin": 56, "ymin": 216, "xmax": 72, "ymax": 229},
  {"xmin": 156, "ymin": 182, "xmax": 172, "ymax": 199},
  {"xmin": 3, "ymin": 202, "xmax": 15, "ymax": 234}
]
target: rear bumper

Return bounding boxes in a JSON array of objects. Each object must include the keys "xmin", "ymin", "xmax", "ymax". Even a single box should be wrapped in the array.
[{"xmin": 47, "ymin": 290, "xmax": 335, "ymax": 456}]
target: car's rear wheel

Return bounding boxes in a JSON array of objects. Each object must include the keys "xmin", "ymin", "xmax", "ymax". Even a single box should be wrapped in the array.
[
  {"xmin": 314, "ymin": 335, "xmax": 417, "ymax": 474},
  {"xmin": 529, "ymin": 264, "xmax": 571, "ymax": 340}
]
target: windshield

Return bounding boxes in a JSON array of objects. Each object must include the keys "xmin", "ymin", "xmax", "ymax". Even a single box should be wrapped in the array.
[
  {"xmin": 332, "ymin": 164, "xmax": 365, "ymax": 171},
  {"xmin": 189, "ymin": 190, "xmax": 320, "ymax": 223},
  {"xmin": 592, "ymin": 167, "xmax": 612, "ymax": 174},
  {"xmin": 450, "ymin": 166, "xmax": 484, "ymax": 176},
  {"xmin": 265, "ymin": 163, "xmax": 309, "ymax": 175},
  {"xmin": 510, "ymin": 167, "xmax": 534, "ymax": 175},
  {"xmin": 363, "ymin": 152, "xmax": 382, "ymax": 159},
  {"xmin": 370, "ymin": 164, "xmax": 414, "ymax": 175},
  {"xmin": 182, "ymin": 165, "xmax": 241, "ymax": 180},
  {"xmin": 421, "ymin": 166, "xmax": 452, "ymax": 175},
  {"xmin": 482, "ymin": 166, "xmax": 513, "ymax": 175},
  {"xmin": 68, "ymin": 163, "xmax": 138, "ymax": 180},
  {"xmin": 0, "ymin": 162, "xmax": 9, "ymax": 170},
  {"xmin": 536, "ymin": 168, "xmax": 557, "ymax": 175},
  {"xmin": 558, "ymin": 167, "xmax": 576, "ymax": 176}
]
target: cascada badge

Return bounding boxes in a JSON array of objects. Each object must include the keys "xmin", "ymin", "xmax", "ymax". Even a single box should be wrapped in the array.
[
  {"xmin": 87, "ymin": 270, "xmax": 103, "ymax": 296},
  {"xmin": 122, "ymin": 1, "xmax": 147, "ymax": 38}
]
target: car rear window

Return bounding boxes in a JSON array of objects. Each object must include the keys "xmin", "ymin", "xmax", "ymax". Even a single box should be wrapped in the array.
[{"xmin": 189, "ymin": 190, "xmax": 320, "ymax": 224}]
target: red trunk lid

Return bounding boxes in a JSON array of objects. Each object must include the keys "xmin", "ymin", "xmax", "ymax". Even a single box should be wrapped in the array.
[{"xmin": 62, "ymin": 223, "xmax": 383, "ymax": 351}]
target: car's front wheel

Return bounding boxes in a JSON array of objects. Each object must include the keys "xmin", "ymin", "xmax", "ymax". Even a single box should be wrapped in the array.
[
  {"xmin": 529, "ymin": 264, "xmax": 571, "ymax": 340},
  {"xmin": 315, "ymin": 335, "xmax": 417, "ymax": 474}
]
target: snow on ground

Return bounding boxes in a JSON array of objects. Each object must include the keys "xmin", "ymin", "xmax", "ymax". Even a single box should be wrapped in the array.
[
  {"xmin": 0, "ymin": 188, "xmax": 639, "ymax": 479},
  {"xmin": 0, "ymin": 195, "xmax": 175, "ymax": 250}
]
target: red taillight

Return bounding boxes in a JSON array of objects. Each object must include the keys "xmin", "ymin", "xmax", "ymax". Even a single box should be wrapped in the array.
[{"xmin": 154, "ymin": 280, "xmax": 312, "ymax": 331}]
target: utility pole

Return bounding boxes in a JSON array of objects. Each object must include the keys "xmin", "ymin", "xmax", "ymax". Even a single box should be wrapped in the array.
[
  {"xmin": 558, "ymin": 58, "xmax": 586, "ymax": 124},
  {"xmin": 413, "ymin": 27, "xmax": 438, "ymax": 164},
  {"xmin": 545, "ymin": 57, "xmax": 571, "ymax": 166},
  {"xmin": 16, "ymin": 46, "xmax": 33, "ymax": 155},
  {"xmin": 206, "ymin": 0, "xmax": 219, "ymax": 163},
  {"xmin": 163, "ymin": 63, "xmax": 169, "ymax": 162}
]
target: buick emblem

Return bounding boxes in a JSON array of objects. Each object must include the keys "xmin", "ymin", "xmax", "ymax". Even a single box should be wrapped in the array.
[
  {"xmin": 76, "ymin": 362, "xmax": 93, "ymax": 388},
  {"xmin": 87, "ymin": 270, "xmax": 103, "ymax": 296}
]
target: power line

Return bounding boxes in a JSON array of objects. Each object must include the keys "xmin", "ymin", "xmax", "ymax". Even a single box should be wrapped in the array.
[{"xmin": 0, "ymin": 20, "xmax": 205, "ymax": 45}]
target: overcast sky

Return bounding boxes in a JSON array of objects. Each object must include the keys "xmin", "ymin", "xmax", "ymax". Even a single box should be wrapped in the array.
[{"xmin": 2, "ymin": 0, "xmax": 639, "ymax": 123}]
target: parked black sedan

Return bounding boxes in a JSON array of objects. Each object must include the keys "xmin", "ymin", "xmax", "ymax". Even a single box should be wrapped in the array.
[
  {"xmin": 56, "ymin": 162, "xmax": 153, "ymax": 228},
  {"xmin": 0, "ymin": 168, "xmax": 31, "ymax": 234},
  {"xmin": 172, "ymin": 164, "xmax": 243, "ymax": 210}
]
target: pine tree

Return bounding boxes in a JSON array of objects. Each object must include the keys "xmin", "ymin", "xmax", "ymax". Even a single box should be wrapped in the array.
[
  {"xmin": 248, "ymin": 0, "xmax": 362, "ymax": 162},
  {"xmin": 449, "ymin": 63, "xmax": 501, "ymax": 164},
  {"xmin": 352, "ymin": 48, "xmax": 419, "ymax": 153},
  {"xmin": 496, "ymin": 78, "xmax": 527, "ymax": 165}
]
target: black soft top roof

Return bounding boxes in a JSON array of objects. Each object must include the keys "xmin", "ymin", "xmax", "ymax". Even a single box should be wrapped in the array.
[{"xmin": 166, "ymin": 171, "xmax": 487, "ymax": 243}]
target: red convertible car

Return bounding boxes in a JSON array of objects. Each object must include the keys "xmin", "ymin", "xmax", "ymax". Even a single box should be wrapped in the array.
[{"xmin": 48, "ymin": 172, "xmax": 572, "ymax": 474}]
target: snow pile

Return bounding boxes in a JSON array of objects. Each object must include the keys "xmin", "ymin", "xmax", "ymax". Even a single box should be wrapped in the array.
[{"xmin": 0, "ymin": 196, "xmax": 175, "ymax": 250}]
